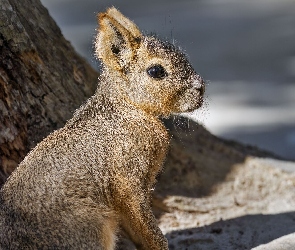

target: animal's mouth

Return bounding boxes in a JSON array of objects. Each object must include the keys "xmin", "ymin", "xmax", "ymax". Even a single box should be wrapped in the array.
[
  {"xmin": 172, "ymin": 89, "xmax": 203, "ymax": 113},
  {"xmin": 173, "ymin": 77, "xmax": 205, "ymax": 113},
  {"xmin": 186, "ymin": 91, "xmax": 204, "ymax": 112}
]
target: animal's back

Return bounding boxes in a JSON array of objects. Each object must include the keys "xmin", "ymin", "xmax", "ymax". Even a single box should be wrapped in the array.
[{"xmin": 0, "ymin": 98, "xmax": 168, "ymax": 249}]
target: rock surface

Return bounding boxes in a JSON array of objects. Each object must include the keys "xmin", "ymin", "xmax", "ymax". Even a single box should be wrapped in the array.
[
  {"xmin": 151, "ymin": 117, "xmax": 295, "ymax": 250},
  {"xmin": 253, "ymin": 233, "xmax": 295, "ymax": 250},
  {"xmin": 0, "ymin": 0, "xmax": 98, "ymax": 184}
]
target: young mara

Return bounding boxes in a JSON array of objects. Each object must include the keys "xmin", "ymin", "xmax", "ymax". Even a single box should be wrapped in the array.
[{"xmin": 0, "ymin": 7, "xmax": 205, "ymax": 250}]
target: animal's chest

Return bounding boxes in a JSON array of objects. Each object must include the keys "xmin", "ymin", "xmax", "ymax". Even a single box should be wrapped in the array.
[
  {"xmin": 124, "ymin": 119, "xmax": 167, "ymax": 152},
  {"xmin": 107, "ymin": 117, "xmax": 169, "ymax": 174}
]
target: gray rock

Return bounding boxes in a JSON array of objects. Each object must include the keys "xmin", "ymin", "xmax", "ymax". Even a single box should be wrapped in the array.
[
  {"xmin": 253, "ymin": 233, "xmax": 295, "ymax": 250},
  {"xmin": 154, "ymin": 117, "xmax": 295, "ymax": 250}
]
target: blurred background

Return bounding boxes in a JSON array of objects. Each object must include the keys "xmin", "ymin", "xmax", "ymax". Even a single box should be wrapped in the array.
[{"xmin": 40, "ymin": 0, "xmax": 295, "ymax": 160}]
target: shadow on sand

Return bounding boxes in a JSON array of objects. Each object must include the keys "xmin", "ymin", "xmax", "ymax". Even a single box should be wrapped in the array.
[
  {"xmin": 166, "ymin": 212, "xmax": 295, "ymax": 250},
  {"xmin": 157, "ymin": 116, "xmax": 281, "ymax": 198}
]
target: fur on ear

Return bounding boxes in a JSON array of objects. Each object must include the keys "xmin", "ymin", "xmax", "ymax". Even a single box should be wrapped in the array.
[{"xmin": 95, "ymin": 7, "xmax": 142, "ymax": 71}]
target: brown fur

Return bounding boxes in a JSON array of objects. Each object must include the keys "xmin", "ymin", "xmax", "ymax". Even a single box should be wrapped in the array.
[{"xmin": 0, "ymin": 7, "xmax": 205, "ymax": 249}]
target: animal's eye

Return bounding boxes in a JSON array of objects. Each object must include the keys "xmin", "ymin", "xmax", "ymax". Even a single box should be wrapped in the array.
[{"xmin": 147, "ymin": 64, "xmax": 168, "ymax": 79}]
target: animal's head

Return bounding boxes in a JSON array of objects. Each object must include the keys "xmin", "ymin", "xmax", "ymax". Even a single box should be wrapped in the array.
[{"xmin": 95, "ymin": 7, "xmax": 205, "ymax": 116}]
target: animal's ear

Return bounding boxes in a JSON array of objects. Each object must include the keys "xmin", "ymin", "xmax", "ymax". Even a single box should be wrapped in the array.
[{"xmin": 95, "ymin": 7, "xmax": 142, "ymax": 71}]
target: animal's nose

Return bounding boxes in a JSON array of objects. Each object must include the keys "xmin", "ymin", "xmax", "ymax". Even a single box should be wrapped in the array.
[
  {"xmin": 192, "ymin": 75, "xmax": 205, "ymax": 95},
  {"xmin": 199, "ymin": 83, "xmax": 205, "ymax": 95}
]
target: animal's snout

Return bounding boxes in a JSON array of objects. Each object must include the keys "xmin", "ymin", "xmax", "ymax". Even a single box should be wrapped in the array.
[{"xmin": 192, "ymin": 75, "xmax": 205, "ymax": 96}]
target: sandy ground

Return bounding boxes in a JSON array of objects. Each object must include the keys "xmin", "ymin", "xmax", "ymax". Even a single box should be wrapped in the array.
[{"xmin": 40, "ymin": 0, "xmax": 295, "ymax": 160}]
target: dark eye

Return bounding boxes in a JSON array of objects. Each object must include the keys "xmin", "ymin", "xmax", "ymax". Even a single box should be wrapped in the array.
[{"xmin": 147, "ymin": 64, "xmax": 168, "ymax": 79}]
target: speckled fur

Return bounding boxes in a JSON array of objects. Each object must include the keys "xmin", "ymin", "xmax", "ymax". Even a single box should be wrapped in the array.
[{"xmin": 0, "ymin": 7, "xmax": 204, "ymax": 250}]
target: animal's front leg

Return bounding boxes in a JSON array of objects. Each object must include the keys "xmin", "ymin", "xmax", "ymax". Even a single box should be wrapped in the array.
[{"xmin": 112, "ymin": 180, "xmax": 168, "ymax": 250}]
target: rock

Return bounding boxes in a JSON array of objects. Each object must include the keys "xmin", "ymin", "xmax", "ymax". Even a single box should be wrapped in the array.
[
  {"xmin": 253, "ymin": 233, "xmax": 295, "ymax": 250},
  {"xmin": 0, "ymin": 0, "xmax": 98, "ymax": 185},
  {"xmin": 152, "ymin": 117, "xmax": 295, "ymax": 250}
]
